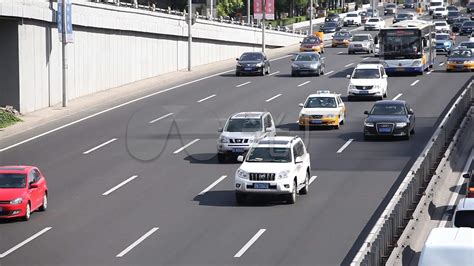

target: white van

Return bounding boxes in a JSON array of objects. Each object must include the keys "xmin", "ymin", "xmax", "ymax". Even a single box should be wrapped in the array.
[
  {"xmin": 418, "ymin": 227, "xmax": 474, "ymax": 266},
  {"xmin": 453, "ymin": 198, "xmax": 474, "ymax": 228},
  {"xmin": 428, "ymin": 0, "xmax": 444, "ymax": 15}
]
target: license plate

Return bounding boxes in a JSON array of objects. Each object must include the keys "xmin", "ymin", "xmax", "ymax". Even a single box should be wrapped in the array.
[
  {"xmin": 244, "ymin": 67, "xmax": 252, "ymax": 70},
  {"xmin": 310, "ymin": 120, "xmax": 323, "ymax": 124},
  {"xmin": 254, "ymin": 183, "xmax": 269, "ymax": 189},
  {"xmin": 396, "ymin": 67, "xmax": 405, "ymax": 71},
  {"xmin": 456, "ymin": 64, "xmax": 464, "ymax": 68},
  {"xmin": 379, "ymin": 127, "xmax": 391, "ymax": 133},
  {"xmin": 358, "ymin": 90, "xmax": 369, "ymax": 94},
  {"xmin": 232, "ymin": 148, "xmax": 244, "ymax": 153}
]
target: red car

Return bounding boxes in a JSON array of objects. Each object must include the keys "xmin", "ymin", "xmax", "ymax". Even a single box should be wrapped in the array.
[{"xmin": 0, "ymin": 166, "xmax": 48, "ymax": 221}]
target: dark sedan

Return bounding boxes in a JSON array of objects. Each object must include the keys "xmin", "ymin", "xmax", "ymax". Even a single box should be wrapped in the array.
[
  {"xmin": 403, "ymin": 1, "xmax": 415, "ymax": 9},
  {"xmin": 393, "ymin": 13, "xmax": 414, "ymax": 24},
  {"xmin": 363, "ymin": 100, "xmax": 415, "ymax": 140},
  {"xmin": 467, "ymin": 2, "xmax": 474, "ymax": 13},
  {"xmin": 320, "ymin": 21, "xmax": 342, "ymax": 33},
  {"xmin": 446, "ymin": 10, "xmax": 460, "ymax": 24},
  {"xmin": 325, "ymin": 14, "xmax": 342, "ymax": 23},
  {"xmin": 460, "ymin": 21, "xmax": 474, "ymax": 36},
  {"xmin": 291, "ymin": 52, "xmax": 325, "ymax": 77},
  {"xmin": 452, "ymin": 17, "xmax": 470, "ymax": 33},
  {"xmin": 235, "ymin": 52, "xmax": 270, "ymax": 76}
]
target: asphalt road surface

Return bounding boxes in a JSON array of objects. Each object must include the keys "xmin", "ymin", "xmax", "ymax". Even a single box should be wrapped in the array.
[{"xmin": 0, "ymin": 25, "xmax": 472, "ymax": 266}]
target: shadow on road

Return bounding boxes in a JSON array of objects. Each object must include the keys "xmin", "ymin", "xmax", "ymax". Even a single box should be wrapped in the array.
[{"xmin": 193, "ymin": 190, "xmax": 287, "ymax": 207}]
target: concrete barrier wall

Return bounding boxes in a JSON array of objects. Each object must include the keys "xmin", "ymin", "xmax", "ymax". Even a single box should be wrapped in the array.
[{"xmin": 0, "ymin": 0, "xmax": 303, "ymax": 113}]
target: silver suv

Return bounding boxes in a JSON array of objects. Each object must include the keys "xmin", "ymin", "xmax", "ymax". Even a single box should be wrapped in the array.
[
  {"xmin": 348, "ymin": 34, "xmax": 374, "ymax": 54},
  {"xmin": 217, "ymin": 112, "xmax": 276, "ymax": 162}
]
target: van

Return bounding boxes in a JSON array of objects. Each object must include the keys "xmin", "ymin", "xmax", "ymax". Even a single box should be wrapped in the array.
[
  {"xmin": 418, "ymin": 228, "xmax": 474, "ymax": 266},
  {"xmin": 428, "ymin": 0, "xmax": 444, "ymax": 15},
  {"xmin": 453, "ymin": 198, "xmax": 474, "ymax": 228}
]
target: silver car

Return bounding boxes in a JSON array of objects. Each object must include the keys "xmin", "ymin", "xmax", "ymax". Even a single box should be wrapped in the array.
[
  {"xmin": 348, "ymin": 34, "xmax": 374, "ymax": 54},
  {"xmin": 291, "ymin": 52, "xmax": 325, "ymax": 77},
  {"xmin": 217, "ymin": 112, "xmax": 276, "ymax": 162}
]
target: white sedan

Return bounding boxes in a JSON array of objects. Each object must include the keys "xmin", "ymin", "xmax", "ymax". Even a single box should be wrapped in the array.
[
  {"xmin": 365, "ymin": 17, "xmax": 385, "ymax": 31},
  {"xmin": 434, "ymin": 21, "xmax": 450, "ymax": 32}
]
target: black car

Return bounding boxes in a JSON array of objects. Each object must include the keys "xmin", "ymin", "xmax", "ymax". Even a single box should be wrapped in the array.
[
  {"xmin": 325, "ymin": 14, "xmax": 342, "ymax": 23},
  {"xmin": 446, "ymin": 10, "xmax": 460, "ymax": 24},
  {"xmin": 446, "ymin": 5, "xmax": 458, "ymax": 12},
  {"xmin": 463, "ymin": 170, "xmax": 474, "ymax": 198},
  {"xmin": 404, "ymin": 1, "xmax": 415, "ymax": 9},
  {"xmin": 320, "ymin": 21, "xmax": 342, "ymax": 33},
  {"xmin": 452, "ymin": 17, "xmax": 470, "ymax": 33},
  {"xmin": 363, "ymin": 100, "xmax": 415, "ymax": 140},
  {"xmin": 393, "ymin": 13, "xmax": 414, "ymax": 23},
  {"xmin": 467, "ymin": 2, "xmax": 474, "ymax": 13},
  {"xmin": 460, "ymin": 20, "xmax": 474, "ymax": 35},
  {"xmin": 235, "ymin": 52, "xmax": 270, "ymax": 76},
  {"xmin": 384, "ymin": 3, "xmax": 398, "ymax": 15}
]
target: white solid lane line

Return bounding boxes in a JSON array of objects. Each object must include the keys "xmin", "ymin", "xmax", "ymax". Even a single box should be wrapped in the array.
[
  {"xmin": 149, "ymin": 113, "xmax": 173, "ymax": 124},
  {"xmin": 309, "ymin": 175, "xmax": 318, "ymax": 185},
  {"xmin": 83, "ymin": 138, "xmax": 117, "ymax": 155},
  {"xmin": 116, "ymin": 227, "xmax": 159, "ymax": 258},
  {"xmin": 197, "ymin": 94, "xmax": 216, "ymax": 103},
  {"xmin": 102, "ymin": 175, "xmax": 138, "ymax": 196},
  {"xmin": 0, "ymin": 227, "xmax": 52, "ymax": 258},
  {"xmin": 324, "ymin": 70, "xmax": 334, "ymax": 76},
  {"xmin": 236, "ymin": 81, "xmax": 251, "ymax": 88},
  {"xmin": 173, "ymin": 139, "xmax": 200, "ymax": 154},
  {"xmin": 345, "ymin": 63, "xmax": 354, "ymax": 67},
  {"xmin": 268, "ymin": 71, "xmax": 280, "ymax": 76},
  {"xmin": 410, "ymin": 80, "xmax": 420, "ymax": 86},
  {"xmin": 362, "ymin": 57, "xmax": 370, "ymax": 61},
  {"xmin": 265, "ymin": 94, "xmax": 282, "ymax": 102},
  {"xmin": 337, "ymin": 139, "xmax": 354, "ymax": 154},
  {"xmin": 439, "ymin": 62, "xmax": 445, "ymax": 66},
  {"xmin": 297, "ymin": 81, "xmax": 311, "ymax": 87},
  {"xmin": 198, "ymin": 175, "xmax": 227, "ymax": 195},
  {"xmin": 337, "ymin": 51, "xmax": 344, "ymax": 55},
  {"xmin": 427, "ymin": 70, "xmax": 432, "ymax": 75},
  {"xmin": 392, "ymin": 93, "xmax": 403, "ymax": 100},
  {"xmin": 234, "ymin": 229, "xmax": 266, "ymax": 258}
]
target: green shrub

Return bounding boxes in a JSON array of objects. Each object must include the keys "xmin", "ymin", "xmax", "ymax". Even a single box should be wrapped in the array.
[{"xmin": 0, "ymin": 109, "xmax": 21, "ymax": 128}]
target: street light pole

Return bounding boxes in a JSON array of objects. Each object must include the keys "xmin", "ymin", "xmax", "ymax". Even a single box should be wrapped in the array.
[
  {"xmin": 188, "ymin": 0, "xmax": 192, "ymax": 71},
  {"xmin": 248, "ymin": 0, "xmax": 251, "ymax": 24},
  {"xmin": 61, "ymin": 0, "xmax": 68, "ymax": 107},
  {"xmin": 262, "ymin": 0, "xmax": 266, "ymax": 53},
  {"xmin": 210, "ymin": 0, "xmax": 213, "ymax": 18},
  {"xmin": 310, "ymin": 0, "xmax": 313, "ymax": 35}
]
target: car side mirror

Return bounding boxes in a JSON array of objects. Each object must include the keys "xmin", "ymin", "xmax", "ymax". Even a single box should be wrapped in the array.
[
  {"xmin": 463, "ymin": 173, "xmax": 471, "ymax": 179},
  {"xmin": 364, "ymin": 111, "xmax": 369, "ymax": 115},
  {"xmin": 237, "ymin": 155, "xmax": 244, "ymax": 162},
  {"xmin": 236, "ymin": 58, "xmax": 239, "ymax": 61},
  {"xmin": 218, "ymin": 127, "xmax": 223, "ymax": 132},
  {"xmin": 298, "ymin": 103, "xmax": 304, "ymax": 107},
  {"xmin": 346, "ymin": 75, "xmax": 351, "ymax": 79},
  {"xmin": 374, "ymin": 36, "xmax": 379, "ymax": 44},
  {"xmin": 29, "ymin": 183, "xmax": 38, "ymax": 189},
  {"xmin": 295, "ymin": 156, "xmax": 303, "ymax": 164},
  {"xmin": 265, "ymin": 127, "xmax": 273, "ymax": 133},
  {"xmin": 408, "ymin": 109, "xmax": 414, "ymax": 115}
]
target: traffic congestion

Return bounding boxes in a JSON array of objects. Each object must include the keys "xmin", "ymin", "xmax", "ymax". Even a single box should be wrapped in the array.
[{"xmin": 0, "ymin": 1, "xmax": 473, "ymax": 265}]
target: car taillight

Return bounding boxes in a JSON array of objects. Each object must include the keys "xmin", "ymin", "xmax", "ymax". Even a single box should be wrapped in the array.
[{"xmin": 468, "ymin": 188, "xmax": 474, "ymax": 198}]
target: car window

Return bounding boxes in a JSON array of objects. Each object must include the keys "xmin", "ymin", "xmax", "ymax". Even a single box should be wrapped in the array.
[
  {"xmin": 295, "ymin": 141, "xmax": 305, "ymax": 157},
  {"xmin": 370, "ymin": 104, "xmax": 407, "ymax": 115},
  {"xmin": 246, "ymin": 147, "xmax": 291, "ymax": 163},
  {"xmin": 305, "ymin": 97, "xmax": 337, "ymax": 108},
  {"xmin": 462, "ymin": 21, "xmax": 474, "ymax": 27},
  {"xmin": 435, "ymin": 34, "xmax": 450, "ymax": 40},
  {"xmin": 347, "ymin": 14, "xmax": 358, "ymax": 17},
  {"xmin": 33, "ymin": 169, "xmax": 41, "ymax": 182},
  {"xmin": 352, "ymin": 68, "xmax": 380, "ymax": 79},
  {"xmin": 352, "ymin": 35, "xmax": 369, "ymax": 41},
  {"xmin": 295, "ymin": 53, "xmax": 319, "ymax": 61},
  {"xmin": 28, "ymin": 171, "xmax": 35, "ymax": 184},
  {"xmin": 454, "ymin": 211, "xmax": 474, "ymax": 228},
  {"xmin": 240, "ymin": 53, "xmax": 263, "ymax": 61},
  {"xmin": 368, "ymin": 18, "xmax": 379, "ymax": 22},
  {"xmin": 0, "ymin": 173, "xmax": 27, "ymax": 188},
  {"xmin": 302, "ymin": 37, "xmax": 321, "ymax": 44},
  {"xmin": 264, "ymin": 115, "xmax": 272, "ymax": 128},
  {"xmin": 449, "ymin": 50, "xmax": 472, "ymax": 58},
  {"xmin": 380, "ymin": 67, "xmax": 386, "ymax": 76},
  {"xmin": 225, "ymin": 118, "xmax": 262, "ymax": 132}
]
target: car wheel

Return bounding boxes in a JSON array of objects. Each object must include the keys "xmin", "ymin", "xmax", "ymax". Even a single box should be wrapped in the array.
[
  {"xmin": 260, "ymin": 68, "xmax": 265, "ymax": 76},
  {"xmin": 334, "ymin": 123, "xmax": 340, "ymax": 129},
  {"xmin": 266, "ymin": 66, "xmax": 270, "ymax": 75},
  {"xmin": 404, "ymin": 129, "xmax": 411, "ymax": 140},
  {"xmin": 347, "ymin": 95, "xmax": 353, "ymax": 102},
  {"xmin": 39, "ymin": 194, "xmax": 48, "ymax": 212},
  {"xmin": 363, "ymin": 134, "xmax": 371, "ymax": 141},
  {"xmin": 217, "ymin": 153, "xmax": 226, "ymax": 163},
  {"xmin": 22, "ymin": 203, "xmax": 31, "ymax": 221},
  {"xmin": 292, "ymin": 71, "xmax": 298, "ymax": 77},
  {"xmin": 236, "ymin": 71, "xmax": 240, "ymax": 76},
  {"xmin": 316, "ymin": 68, "xmax": 321, "ymax": 76},
  {"xmin": 340, "ymin": 113, "xmax": 345, "ymax": 125},
  {"xmin": 299, "ymin": 125, "xmax": 305, "ymax": 130},
  {"xmin": 300, "ymin": 172, "xmax": 309, "ymax": 195},
  {"xmin": 286, "ymin": 180, "xmax": 297, "ymax": 204},
  {"xmin": 320, "ymin": 66, "xmax": 325, "ymax": 75},
  {"xmin": 383, "ymin": 90, "xmax": 387, "ymax": 98},
  {"xmin": 410, "ymin": 126, "xmax": 415, "ymax": 135},
  {"xmin": 235, "ymin": 192, "xmax": 246, "ymax": 205}
]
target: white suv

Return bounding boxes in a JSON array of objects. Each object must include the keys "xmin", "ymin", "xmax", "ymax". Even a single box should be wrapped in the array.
[
  {"xmin": 344, "ymin": 13, "xmax": 362, "ymax": 26},
  {"xmin": 234, "ymin": 136, "xmax": 311, "ymax": 204},
  {"xmin": 347, "ymin": 63, "xmax": 388, "ymax": 101}
]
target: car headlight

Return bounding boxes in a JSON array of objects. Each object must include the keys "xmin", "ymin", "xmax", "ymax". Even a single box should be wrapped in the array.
[
  {"xmin": 219, "ymin": 136, "xmax": 229, "ymax": 143},
  {"xmin": 10, "ymin": 197, "xmax": 23, "ymax": 205},
  {"xmin": 324, "ymin": 114, "xmax": 336, "ymax": 118},
  {"xmin": 300, "ymin": 113, "xmax": 311, "ymax": 118},
  {"xmin": 412, "ymin": 60, "xmax": 422, "ymax": 67},
  {"xmin": 465, "ymin": 61, "xmax": 474, "ymax": 64},
  {"xmin": 292, "ymin": 63, "xmax": 299, "ymax": 68},
  {"xmin": 396, "ymin": 122, "xmax": 408, "ymax": 128},
  {"xmin": 311, "ymin": 63, "xmax": 319, "ymax": 68},
  {"xmin": 348, "ymin": 84, "xmax": 356, "ymax": 90},
  {"xmin": 277, "ymin": 170, "xmax": 290, "ymax": 179},
  {"xmin": 364, "ymin": 121, "xmax": 374, "ymax": 127},
  {"xmin": 256, "ymin": 63, "xmax": 263, "ymax": 67},
  {"xmin": 444, "ymin": 41, "xmax": 451, "ymax": 46},
  {"xmin": 236, "ymin": 169, "xmax": 249, "ymax": 179}
]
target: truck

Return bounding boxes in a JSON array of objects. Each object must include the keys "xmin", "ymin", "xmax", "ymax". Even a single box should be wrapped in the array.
[{"xmin": 418, "ymin": 227, "xmax": 474, "ymax": 266}]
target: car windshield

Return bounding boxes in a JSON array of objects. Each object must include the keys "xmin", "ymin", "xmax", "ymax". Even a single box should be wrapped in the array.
[
  {"xmin": 295, "ymin": 53, "xmax": 319, "ymax": 61},
  {"xmin": 334, "ymin": 32, "xmax": 350, "ymax": 38},
  {"xmin": 246, "ymin": 147, "xmax": 291, "ymax": 163},
  {"xmin": 448, "ymin": 11, "xmax": 459, "ymax": 16},
  {"xmin": 324, "ymin": 22, "xmax": 337, "ymax": 27},
  {"xmin": 368, "ymin": 18, "xmax": 379, "ymax": 22},
  {"xmin": 459, "ymin": 42, "xmax": 474, "ymax": 48},
  {"xmin": 353, "ymin": 35, "xmax": 369, "ymax": 41},
  {"xmin": 435, "ymin": 7, "xmax": 445, "ymax": 11},
  {"xmin": 352, "ymin": 69, "xmax": 380, "ymax": 79},
  {"xmin": 435, "ymin": 22, "xmax": 447, "ymax": 26},
  {"xmin": 305, "ymin": 97, "xmax": 337, "ymax": 108},
  {"xmin": 449, "ymin": 50, "xmax": 472, "ymax": 58},
  {"xmin": 370, "ymin": 104, "xmax": 406, "ymax": 115},
  {"xmin": 386, "ymin": 4, "xmax": 396, "ymax": 8},
  {"xmin": 347, "ymin": 13, "xmax": 358, "ymax": 17},
  {"xmin": 0, "ymin": 174, "xmax": 27, "ymax": 188},
  {"xmin": 240, "ymin": 53, "xmax": 262, "ymax": 61},
  {"xmin": 463, "ymin": 21, "xmax": 474, "ymax": 27},
  {"xmin": 454, "ymin": 211, "xmax": 474, "ymax": 228},
  {"xmin": 302, "ymin": 37, "xmax": 320, "ymax": 44},
  {"xmin": 431, "ymin": 2, "xmax": 442, "ymax": 7},
  {"xmin": 456, "ymin": 18, "xmax": 469, "ymax": 23},
  {"xmin": 397, "ymin": 14, "xmax": 410, "ymax": 18},
  {"xmin": 435, "ymin": 34, "xmax": 450, "ymax": 40},
  {"xmin": 225, "ymin": 118, "xmax": 262, "ymax": 132}
]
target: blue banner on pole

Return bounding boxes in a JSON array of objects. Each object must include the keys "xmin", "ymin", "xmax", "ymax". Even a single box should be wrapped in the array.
[{"xmin": 57, "ymin": 0, "xmax": 74, "ymax": 43}]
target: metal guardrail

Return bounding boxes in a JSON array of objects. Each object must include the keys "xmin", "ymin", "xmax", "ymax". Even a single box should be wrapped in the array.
[
  {"xmin": 90, "ymin": 0, "xmax": 307, "ymax": 35},
  {"xmin": 351, "ymin": 77, "xmax": 474, "ymax": 266}
]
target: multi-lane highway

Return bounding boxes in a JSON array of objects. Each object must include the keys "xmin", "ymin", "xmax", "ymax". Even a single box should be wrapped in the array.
[{"xmin": 0, "ymin": 21, "xmax": 473, "ymax": 266}]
